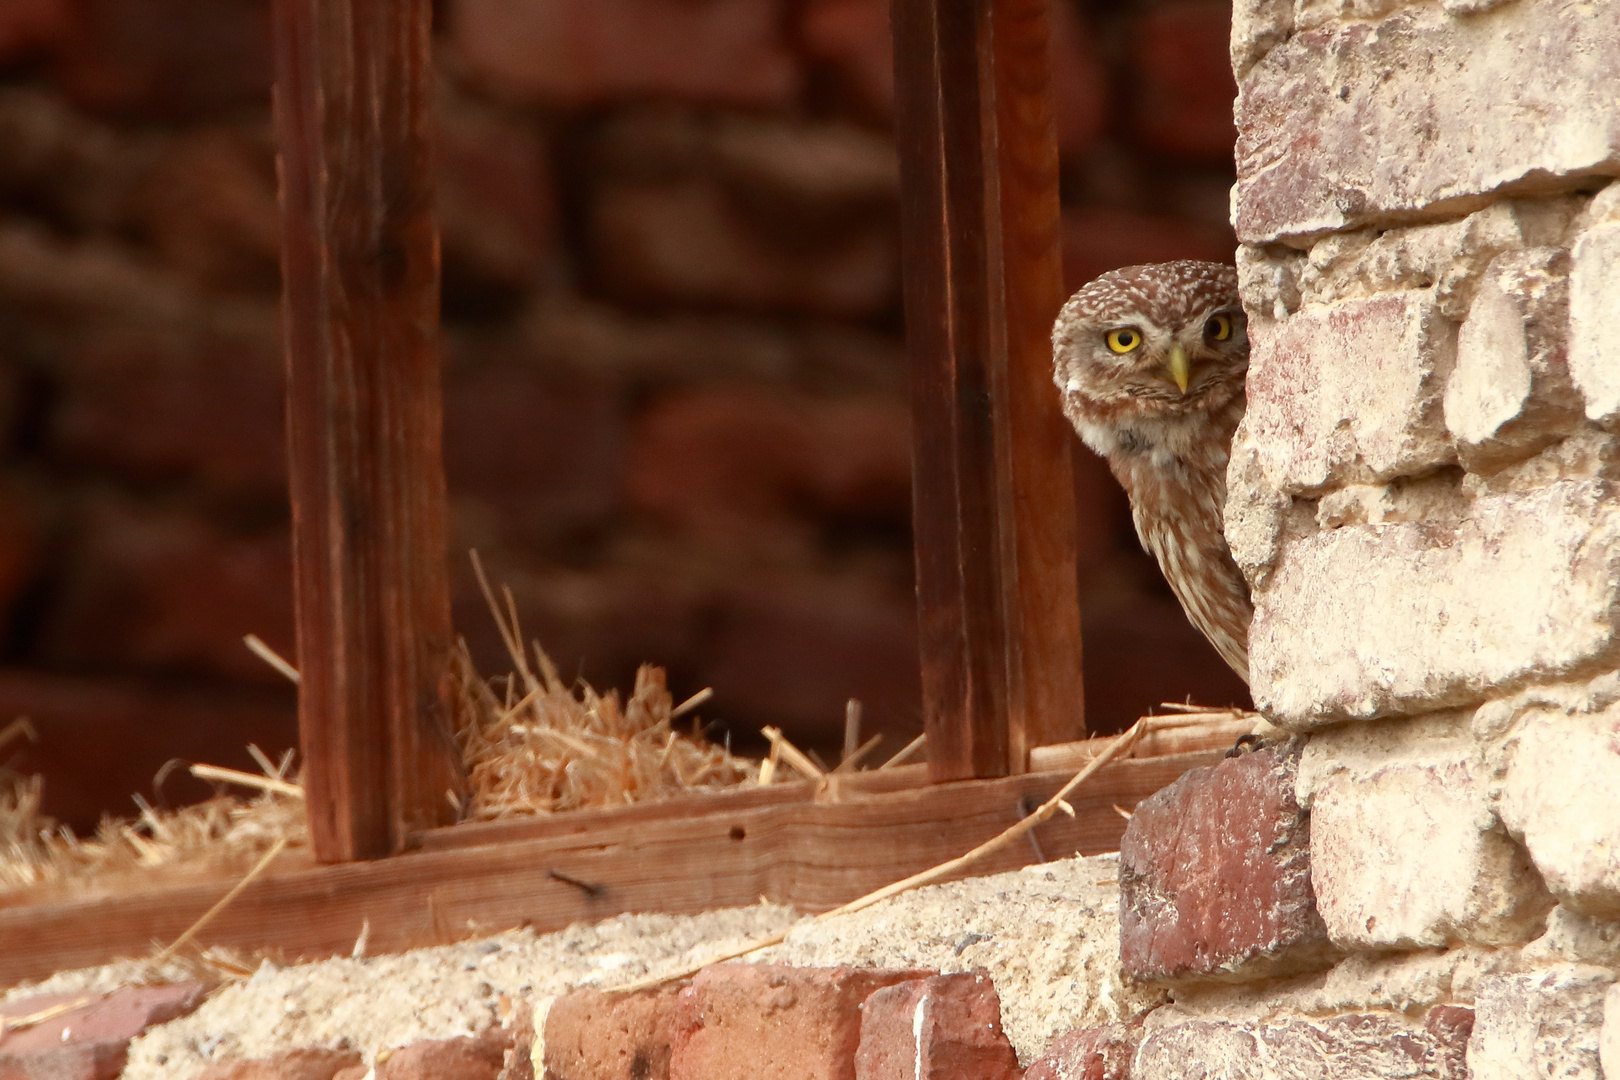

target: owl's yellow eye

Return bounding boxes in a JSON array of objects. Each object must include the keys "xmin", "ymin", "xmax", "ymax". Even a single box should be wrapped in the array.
[
  {"xmin": 1205, "ymin": 313, "xmax": 1234, "ymax": 341},
  {"xmin": 1105, "ymin": 327, "xmax": 1142, "ymax": 354}
]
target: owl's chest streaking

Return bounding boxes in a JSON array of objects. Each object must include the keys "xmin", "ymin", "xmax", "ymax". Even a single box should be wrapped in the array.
[{"xmin": 1103, "ymin": 399, "xmax": 1253, "ymax": 680}]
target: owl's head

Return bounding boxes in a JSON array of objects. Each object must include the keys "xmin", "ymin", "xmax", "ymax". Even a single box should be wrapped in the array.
[{"xmin": 1052, "ymin": 260, "xmax": 1247, "ymax": 463}]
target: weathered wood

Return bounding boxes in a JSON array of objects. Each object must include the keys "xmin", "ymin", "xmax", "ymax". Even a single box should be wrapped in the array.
[
  {"xmin": 272, "ymin": 0, "xmax": 464, "ymax": 860},
  {"xmin": 893, "ymin": 0, "xmax": 1083, "ymax": 782},
  {"xmin": 0, "ymin": 748, "xmax": 1221, "ymax": 987}
]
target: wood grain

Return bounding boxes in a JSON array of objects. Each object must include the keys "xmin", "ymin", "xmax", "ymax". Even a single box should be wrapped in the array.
[
  {"xmin": 893, "ymin": 0, "xmax": 1084, "ymax": 782},
  {"xmin": 271, "ymin": 0, "xmax": 465, "ymax": 860},
  {"xmin": 0, "ymin": 749, "xmax": 1220, "ymax": 987}
]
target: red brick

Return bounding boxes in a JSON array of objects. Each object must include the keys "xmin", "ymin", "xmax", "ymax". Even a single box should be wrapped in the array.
[
  {"xmin": 1049, "ymin": 1, "xmax": 1107, "ymax": 159},
  {"xmin": 669, "ymin": 964, "xmax": 930, "ymax": 1080},
  {"xmin": 437, "ymin": 91, "xmax": 556, "ymax": 301},
  {"xmin": 192, "ymin": 1048, "xmax": 364, "ymax": 1080},
  {"xmin": 853, "ymin": 974, "xmax": 1020, "ymax": 1080},
  {"xmin": 1423, "ymin": 1007, "xmax": 1474, "ymax": 1080},
  {"xmin": 697, "ymin": 570, "xmax": 921, "ymax": 748},
  {"xmin": 800, "ymin": 0, "xmax": 894, "ymax": 117},
  {"xmin": 452, "ymin": 0, "xmax": 799, "ymax": 110},
  {"xmin": 626, "ymin": 387, "xmax": 909, "ymax": 555},
  {"xmin": 1119, "ymin": 741, "xmax": 1335, "ymax": 984},
  {"xmin": 374, "ymin": 1028, "xmax": 513, "ymax": 1080},
  {"xmin": 0, "ymin": 984, "xmax": 208, "ymax": 1080},
  {"xmin": 1128, "ymin": 2, "xmax": 1238, "ymax": 161},
  {"xmin": 38, "ymin": 496, "xmax": 294, "ymax": 685},
  {"xmin": 0, "ymin": 474, "xmax": 48, "ymax": 632},
  {"xmin": 0, "ymin": 0, "xmax": 70, "ymax": 64},
  {"xmin": 0, "ymin": 668, "xmax": 296, "ymax": 832},
  {"xmin": 540, "ymin": 985, "xmax": 683, "ymax": 1080},
  {"xmin": 1080, "ymin": 585, "xmax": 1253, "ymax": 738},
  {"xmin": 801, "ymin": 0, "xmax": 1102, "ymax": 156},
  {"xmin": 443, "ymin": 364, "xmax": 626, "ymax": 547},
  {"xmin": 1023, "ymin": 1020, "xmax": 1142, "ymax": 1080},
  {"xmin": 50, "ymin": 329, "xmax": 286, "ymax": 493},
  {"xmin": 50, "ymin": 0, "xmax": 271, "ymax": 120},
  {"xmin": 1134, "ymin": 1014, "xmax": 1470, "ymax": 1080},
  {"xmin": 1062, "ymin": 207, "xmax": 1235, "ymax": 294},
  {"xmin": 128, "ymin": 125, "xmax": 281, "ymax": 294},
  {"xmin": 587, "ymin": 176, "xmax": 898, "ymax": 318}
]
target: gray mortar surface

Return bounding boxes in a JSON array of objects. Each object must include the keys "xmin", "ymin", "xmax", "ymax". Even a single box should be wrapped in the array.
[{"xmin": 10, "ymin": 852, "xmax": 1151, "ymax": 1077}]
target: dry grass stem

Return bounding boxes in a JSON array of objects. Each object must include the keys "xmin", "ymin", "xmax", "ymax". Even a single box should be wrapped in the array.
[
  {"xmin": 760, "ymin": 727, "xmax": 823, "ymax": 782},
  {"xmin": 671, "ymin": 688, "xmax": 713, "ymax": 719},
  {"xmin": 842, "ymin": 699, "xmax": 862, "ymax": 763},
  {"xmin": 879, "ymin": 732, "xmax": 927, "ymax": 770},
  {"xmin": 243, "ymin": 634, "xmax": 301, "ymax": 685},
  {"xmin": 831, "ymin": 734, "xmax": 883, "ymax": 775},
  {"xmin": 189, "ymin": 765, "xmax": 304, "ymax": 799},
  {"xmin": 813, "ymin": 718, "xmax": 1146, "ymax": 921},
  {"xmin": 0, "ymin": 995, "xmax": 94, "ymax": 1039},
  {"xmin": 154, "ymin": 836, "xmax": 289, "ymax": 964},
  {"xmin": 0, "ymin": 718, "xmax": 38, "ymax": 763},
  {"xmin": 610, "ymin": 719, "xmax": 1149, "ymax": 995}
]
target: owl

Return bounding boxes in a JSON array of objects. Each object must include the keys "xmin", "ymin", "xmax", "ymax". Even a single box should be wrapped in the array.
[{"xmin": 1051, "ymin": 260, "xmax": 1252, "ymax": 683}]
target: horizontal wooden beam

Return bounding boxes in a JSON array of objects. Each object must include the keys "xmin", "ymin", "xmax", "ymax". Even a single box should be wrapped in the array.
[{"xmin": 0, "ymin": 740, "xmax": 1235, "ymax": 987}]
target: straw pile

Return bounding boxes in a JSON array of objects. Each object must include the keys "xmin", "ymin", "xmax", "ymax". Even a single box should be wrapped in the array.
[
  {"xmin": 451, "ymin": 644, "xmax": 755, "ymax": 819},
  {"xmin": 450, "ymin": 557, "xmax": 758, "ymax": 818},
  {"xmin": 0, "ymin": 751, "xmax": 306, "ymax": 893},
  {"xmin": 0, "ymin": 561, "xmax": 766, "ymax": 892}
]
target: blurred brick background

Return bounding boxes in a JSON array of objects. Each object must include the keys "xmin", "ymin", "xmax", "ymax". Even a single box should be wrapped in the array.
[{"xmin": 0, "ymin": 0, "xmax": 1247, "ymax": 829}]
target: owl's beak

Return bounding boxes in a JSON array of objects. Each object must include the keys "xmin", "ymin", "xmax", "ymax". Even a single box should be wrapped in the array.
[{"xmin": 1166, "ymin": 345, "xmax": 1190, "ymax": 394}]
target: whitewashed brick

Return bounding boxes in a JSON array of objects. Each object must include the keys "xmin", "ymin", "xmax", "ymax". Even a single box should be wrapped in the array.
[
  {"xmin": 1569, "ymin": 221, "xmax": 1620, "ymax": 421},
  {"xmin": 1251, "ymin": 480, "xmax": 1620, "ymax": 727},
  {"xmin": 1445, "ymin": 248, "xmax": 1580, "ymax": 471},
  {"xmin": 1493, "ymin": 702, "xmax": 1620, "ymax": 917},
  {"xmin": 1235, "ymin": 0, "xmax": 1620, "ymax": 243},
  {"xmin": 1135, "ymin": 1013, "xmax": 1469, "ymax": 1080},
  {"xmin": 1469, "ymin": 966, "xmax": 1615, "ymax": 1080},
  {"xmin": 1300, "ymin": 718, "xmax": 1552, "ymax": 950},
  {"xmin": 1293, "ymin": 203, "xmax": 1531, "ymax": 320},
  {"xmin": 1229, "ymin": 0, "xmax": 1292, "ymax": 78},
  {"xmin": 1602, "ymin": 983, "xmax": 1620, "ymax": 1080},
  {"xmin": 1245, "ymin": 291, "xmax": 1454, "ymax": 493}
]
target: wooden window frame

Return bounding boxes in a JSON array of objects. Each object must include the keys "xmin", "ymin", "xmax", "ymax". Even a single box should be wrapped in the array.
[
  {"xmin": 0, "ymin": 0, "xmax": 1253, "ymax": 986},
  {"xmin": 276, "ymin": 0, "xmax": 1086, "ymax": 864}
]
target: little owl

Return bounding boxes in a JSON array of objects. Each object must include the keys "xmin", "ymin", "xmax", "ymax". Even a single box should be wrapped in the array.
[{"xmin": 1051, "ymin": 260, "xmax": 1252, "ymax": 682}]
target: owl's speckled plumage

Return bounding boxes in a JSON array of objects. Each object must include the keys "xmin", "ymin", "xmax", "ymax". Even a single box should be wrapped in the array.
[{"xmin": 1051, "ymin": 260, "xmax": 1253, "ymax": 682}]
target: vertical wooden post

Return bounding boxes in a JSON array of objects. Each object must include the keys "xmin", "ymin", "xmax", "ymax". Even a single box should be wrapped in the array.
[
  {"xmin": 893, "ymin": 0, "xmax": 1084, "ymax": 780},
  {"xmin": 272, "ymin": 0, "xmax": 466, "ymax": 860}
]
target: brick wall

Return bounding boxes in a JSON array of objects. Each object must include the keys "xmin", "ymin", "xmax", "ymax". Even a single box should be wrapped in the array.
[
  {"xmin": 1092, "ymin": 1, "xmax": 1620, "ymax": 1076},
  {"xmin": 0, "ymin": 0, "xmax": 1246, "ymax": 827}
]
